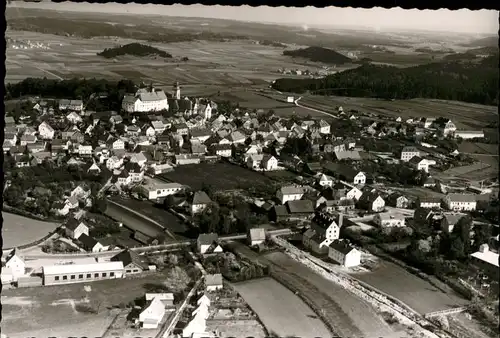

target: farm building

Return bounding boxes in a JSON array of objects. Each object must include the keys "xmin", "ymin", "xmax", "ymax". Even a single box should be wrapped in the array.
[
  {"xmin": 387, "ymin": 194, "xmax": 410, "ymax": 209},
  {"xmin": 454, "ymin": 130, "xmax": 484, "ymax": 139},
  {"xmin": 443, "ymin": 193, "xmax": 477, "ymax": 211},
  {"xmin": 470, "ymin": 244, "xmax": 499, "ymax": 280},
  {"xmin": 42, "ymin": 261, "xmax": 124, "ymax": 285},
  {"xmin": 285, "ymin": 200, "xmax": 315, "ymax": 220},
  {"xmin": 64, "ymin": 217, "xmax": 89, "ymax": 240},
  {"xmin": 205, "ymin": 273, "xmax": 223, "ymax": 292},
  {"xmin": 276, "ymin": 185, "xmax": 304, "ymax": 204},
  {"xmin": 197, "ymin": 233, "xmax": 219, "ymax": 254},
  {"xmin": 373, "ymin": 212, "xmax": 406, "ymax": 228},
  {"xmin": 111, "ymin": 249, "xmax": 150, "ymax": 274},
  {"xmin": 145, "ymin": 293, "xmax": 174, "ymax": 307},
  {"xmin": 248, "ymin": 228, "xmax": 266, "ymax": 246},
  {"xmin": 358, "ymin": 191, "xmax": 385, "ymax": 212},
  {"xmin": 16, "ymin": 275, "xmax": 43, "ymax": 288},
  {"xmin": 328, "ymin": 240, "xmax": 361, "ymax": 268},
  {"xmin": 139, "ymin": 296, "xmax": 166, "ymax": 329},
  {"xmin": 139, "ymin": 178, "xmax": 184, "ymax": 200},
  {"xmin": 3, "ymin": 249, "xmax": 26, "ymax": 282}
]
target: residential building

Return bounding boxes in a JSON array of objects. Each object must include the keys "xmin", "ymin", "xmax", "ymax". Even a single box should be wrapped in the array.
[
  {"xmin": 470, "ymin": 244, "xmax": 499, "ymax": 280},
  {"xmin": 262, "ymin": 154, "xmax": 278, "ymax": 171},
  {"xmin": 400, "ymin": 146, "xmax": 420, "ymax": 162},
  {"xmin": 443, "ymin": 193, "xmax": 477, "ymax": 211},
  {"xmin": 139, "ymin": 297, "xmax": 166, "ymax": 329},
  {"xmin": 373, "ymin": 212, "xmax": 406, "ymax": 228},
  {"xmin": 78, "ymin": 234, "xmax": 104, "ymax": 253},
  {"xmin": 387, "ymin": 194, "xmax": 410, "ymax": 209},
  {"xmin": 191, "ymin": 191, "xmax": 212, "ymax": 215},
  {"xmin": 139, "ymin": 178, "xmax": 184, "ymax": 200},
  {"xmin": 4, "ymin": 249, "xmax": 26, "ymax": 281},
  {"xmin": 111, "ymin": 249, "xmax": 150, "ymax": 275},
  {"xmin": 328, "ymin": 240, "xmax": 361, "ymax": 268},
  {"xmin": 418, "ymin": 197, "xmax": 442, "ymax": 209},
  {"xmin": 197, "ymin": 233, "xmax": 219, "ymax": 254},
  {"xmin": 303, "ymin": 213, "xmax": 342, "ymax": 255},
  {"xmin": 42, "ymin": 262, "xmax": 124, "ymax": 285},
  {"xmin": 124, "ymin": 162, "xmax": 144, "ymax": 183},
  {"xmin": 20, "ymin": 134, "xmax": 36, "ymax": 146},
  {"xmin": 59, "ymin": 99, "xmax": 84, "ymax": 111},
  {"xmin": 440, "ymin": 212, "xmax": 468, "ymax": 233},
  {"xmin": 78, "ymin": 144, "xmax": 93, "ymax": 157},
  {"xmin": 346, "ymin": 186, "xmax": 363, "ymax": 201},
  {"xmin": 205, "ymin": 273, "xmax": 223, "ymax": 292},
  {"xmin": 38, "ymin": 121, "xmax": 55, "ymax": 140},
  {"xmin": 285, "ymin": 200, "xmax": 315, "ymax": 220},
  {"xmin": 145, "ymin": 293, "xmax": 174, "ymax": 307},
  {"xmin": 64, "ymin": 218, "xmax": 89, "ymax": 240},
  {"xmin": 276, "ymin": 185, "xmax": 304, "ymax": 204},
  {"xmin": 248, "ymin": 228, "xmax": 266, "ymax": 246},
  {"xmin": 210, "ymin": 144, "xmax": 232, "ymax": 158},
  {"xmin": 317, "ymin": 174, "xmax": 334, "ymax": 187},
  {"xmin": 122, "ymin": 88, "xmax": 169, "ymax": 113},
  {"xmin": 323, "ymin": 162, "xmax": 366, "ymax": 185},
  {"xmin": 66, "ymin": 111, "xmax": 83, "ymax": 124}
]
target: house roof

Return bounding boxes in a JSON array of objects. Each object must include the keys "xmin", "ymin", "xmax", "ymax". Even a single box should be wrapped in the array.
[
  {"xmin": 335, "ymin": 150, "xmax": 361, "ymax": 161},
  {"xmin": 446, "ymin": 193, "xmax": 476, "ymax": 203},
  {"xmin": 471, "ymin": 250, "xmax": 499, "ymax": 267},
  {"xmin": 111, "ymin": 249, "xmax": 150, "ymax": 270},
  {"xmin": 442, "ymin": 212, "xmax": 467, "ymax": 226},
  {"xmin": 43, "ymin": 261, "xmax": 123, "ymax": 275},
  {"xmin": 249, "ymin": 228, "xmax": 266, "ymax": 241},
  {"xmin": 328, "ymin": 240, "xmax": 357, "ymax": 255},
  {"xmin": 78, "ymin": 234, "xmax": 100, "ymax": 250},
  {"xmin": 286, "ymin": 200, "xmax": 314, "ymax": 214},
  {"xmin": 65, "ymin": 217, "xmax": 86, "ymax": 231},
  {"xmin": 198, "ymin": 233, "xmax": 218, "ymax": 245},
  {"xmin": 409, "ymin": 156, "xmax": 424, "ymax": 164},
  {"xmin": 402, "ymin": 146, "xmax": 419, "ymax": 153},
  {"xmin": 193, "ymin": 191, "xmax": 212, "ymax": 205},
  {"xmin": 280, "ymin": 185, "xmax": 303, "ymax": 195},
  {"xmin": 205, "ymin": 273, "xmax": 223, "ymax": 286}
]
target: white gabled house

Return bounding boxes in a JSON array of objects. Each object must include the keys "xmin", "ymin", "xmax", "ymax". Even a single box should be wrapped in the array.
[
  {"xmin": 328, "ymin": 240, "xmax": 361, "ymax": 268},
  {"xmin": 139, "ymin": 297, "xmax": 166, "ymax": 329},
  {"xmin": 38, "ymin": 121, "xmax": 55, "ymax": 140},
  {"xmin": 346, "ymin": 186, "xmax": 363, "ymax": 201},
  {"xmin": 277, "ymin": 185, "xmax": 304, "ymax": 204},
  {"xmin": 303, "ymin": 213, "xmax": 343, "ymax": 255},
  {"xmin": 443, "ymin": 193, "xmax": 477, "ymax": 212}
]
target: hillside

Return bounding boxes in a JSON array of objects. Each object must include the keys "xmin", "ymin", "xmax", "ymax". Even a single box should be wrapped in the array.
[
  {"xmin": 283, "ymin": 46, "xmax": 352, "ymax": 64},
  {"xmin": 271, "ymin": 55, "xmax": 499, "ymax": 106},
  {"xmin": 97, "ymin": 43, "xmax": 172, "ymax": 59},
  {"xmin": 460, "ymin": 36, "xmax": 498, "ymax": 48}
]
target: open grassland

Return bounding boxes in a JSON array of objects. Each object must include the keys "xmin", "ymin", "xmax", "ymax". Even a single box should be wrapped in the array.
[
  {"xmin": 350, "ymin": 260, "xmax": 468, "ymax": 315},
  {"xmin": 232, "ymin": 277, "xmax": 331, "ymax": 338},
  {"xmin": 458, "ymin": 142, "xmax": 499, "ymax": 155},
  {"xmin": 1, "ymin": 268, "xmax": 191, "ymax": 337},
  {"xmin": 2, "ymin": 212, "xmax": 61, "ymax": 249},
  {"xmin": 227, "ymin": 242, "xmax": 394, "ymax": 338},
  {"xmin": 440, "ymin": 160, "xmax": 498, "ymax": 181},
  {"xmin": 300, "ymin": 95, "xmax": 498, "ymax": 129},
  {"xmin": 5, "ymin": 31, "xmax": 318, "ymax": 87},
  {"xmin": 158, "ymin": 162, "xmax": 277, "ymax": 191}
]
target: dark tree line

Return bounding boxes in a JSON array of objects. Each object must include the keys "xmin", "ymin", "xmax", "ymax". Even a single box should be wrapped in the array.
[
  {"xmin": 5, "ymin": 77, "xmax": 136, "ymax": 111},
  {"xmin": 272, "ymin": 56, "xmax": 499, "ymax": 106},
  {"xmin": 97, "ymin": 43, "xmax": 172, "ymax": 59}
]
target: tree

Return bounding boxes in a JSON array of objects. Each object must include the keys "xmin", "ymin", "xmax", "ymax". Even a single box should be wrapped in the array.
[
  {"xmin": 472, "ymin": 223, "xmax": 492, "ymax": 251},
  {"xmin": 452, "ymin": 215, "xmax": 472, "ymax": 255},
  {"xmin": 4, "ymin": 185, "xmax": 24, "ymax": 207},
  {"xmin": 195, "ymin": 202, "xmax": 220, "ymax": 233},
  {"xmin": 91, "ymin": 197, "xmax": 108, "ymax": 214},
  {"xmin": 449, "ymin": 236, "xmax": 465, "ymax": 260}
]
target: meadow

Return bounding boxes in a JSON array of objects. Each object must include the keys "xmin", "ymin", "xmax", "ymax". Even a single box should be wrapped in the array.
[
  {"xmin": 2, "ymin": 212, "xmax": 61, "ymax": 249},
  {"xmin": 232, "ymin": 277, "xmax": 331, "ymax": 338}
]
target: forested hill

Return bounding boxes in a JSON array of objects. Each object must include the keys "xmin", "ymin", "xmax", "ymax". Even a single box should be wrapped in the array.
[
  {"xmin": 272, "ymin": 55, "xmax": 499, "ymax": 106},
  {"xmin": 97, "ymin": 43, "xmax": 172, "ymax": 59},
  {"xmin": 283, "ymin": 46, "xmax": 352, "ymax": 64}
]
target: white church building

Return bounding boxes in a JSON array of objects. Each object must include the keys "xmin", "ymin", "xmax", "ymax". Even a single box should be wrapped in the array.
[{"xmin": 122, "ymin": 87, "xmax": 169, "ymax": 113}]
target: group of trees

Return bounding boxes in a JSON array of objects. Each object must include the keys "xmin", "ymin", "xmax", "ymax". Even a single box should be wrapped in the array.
[
  {"xmin": 97, "ymin": 43, "xmax": 173, "ymax": 59},
  {"xmin": 5, "ymin": 77, "xmax": 136, "ymax": 112},
  {"xmin": 282, "ymin": 135, "xmax": 313, "ymax": 158},
  {"xmin": 204, "ymin": 252, "xmax": 267, "ymax": 282},
  {"xmin": 272, "ymin": 56, "xmax": 499, "ymax": 106},
  {"xmin": 359, "ymin": 160, "xmax": 429, "ymax": 186},
  {"xmin": 283, "ymin": 46, "xmax": 353, "ymax": 65}
]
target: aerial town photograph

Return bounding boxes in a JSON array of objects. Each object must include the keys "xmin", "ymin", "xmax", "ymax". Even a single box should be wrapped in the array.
[{"xmin": 1, "ymin": 2, "xmax": 499, "ymax": 338}]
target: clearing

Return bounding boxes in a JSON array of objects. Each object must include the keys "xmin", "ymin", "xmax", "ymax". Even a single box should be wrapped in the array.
[
  {"xmin": 2, "ymin": 212, "xmax": 60, "ymax": 249},
  {"xmin": 158, "ymin": 162, "xmax": 277, "ymax": 191},
  {"xmin": 350, "ymin": 259, "xmax": 469, "ymax": 315},
  {"xmin": 232, "ymin": 277, "xmax": 330, "ymax": 338},
  {"xmin": 1, "ymin": 265, "xmax": 193, "ymax": 337}
]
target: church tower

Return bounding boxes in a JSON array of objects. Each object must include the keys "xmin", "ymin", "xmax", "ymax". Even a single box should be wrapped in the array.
[{"xmin": 173, "ymin": 81, "xmax": 181, "ymax": 100}]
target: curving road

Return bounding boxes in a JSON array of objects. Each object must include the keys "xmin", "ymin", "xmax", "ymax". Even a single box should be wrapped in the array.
[{"xmin": 294, "ymin": 96, "xmax": 339, "ymax": 119}]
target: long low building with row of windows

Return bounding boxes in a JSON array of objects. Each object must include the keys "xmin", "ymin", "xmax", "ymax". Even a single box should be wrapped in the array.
[{"xmin": 42, "ymin": 261, "xmax": 125, "ymax": 286}]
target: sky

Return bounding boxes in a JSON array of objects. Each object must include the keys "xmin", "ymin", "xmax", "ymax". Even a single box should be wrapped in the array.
[{"xmin": 9, "ymin": 2, "xmax": 499, "ymax": 34}]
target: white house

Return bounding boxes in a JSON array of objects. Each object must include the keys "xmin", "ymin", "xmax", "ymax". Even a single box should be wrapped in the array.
[
  {"xmin": 79, "ymin": 234, "xmax": 105, "ymax": 253},
  {"xmin": 352, "ymin": 172, "xmax": 366, "ymax": 185},
  {"xmin": 191, "ymin": 191, "xmax": 212, "ymax": 215},
  {"xmin": 277, "ymin": 185, "xmax": 304, "ymax": 204},
  {"xmin": 442, "ymin": 120, "xmax": 457, "ymax": 136},
  {"xmin": 303, "ymin": 213, "xmax": 342, "ymax": 255},
  {"xmin": 318, "ymin": 120, "xmax": 331, "ymax": 134},
  {"xmin": 248, "ymin": 228, "xmax": 266, "ymax": 246},
  {"xmin": 317, "ymin": 174, "xmax": 334, "ymax": 187},
  {"xmin": 444, "ymin": 193, "xmax": 477, "ymax": 211},
  {"xmin": 373, "ymin": 212, "xmax": 406, "ymax": 228},
  {"xmin": 109, "ymin": 139, "xmax": 125, "ymax": 150},
  {"xmin": 64, "ymin": 218, "xmax": 89, "ymax": 240},
  {"xmin": 182, "ymin": 315, "xmax": 207, "ymax": 338},
  {"xmin": 139, "ymin": 297, "xmax": 165, "ymax": 329},
  {"xmin": 418, "ymin": 197, "xmax": 442, "ymax": 209},
  {"xmin": 192, "ymin": 303, "xmax": 210, "ymax": 320},
  {"xmin": 66, "ymin": 111, "xmax": 83, "ymax": 124},
  {"xmin": 286, "ymin": 96, "xmax": 295, "ymax": 103},
  {"xmin": 262, "ymin": 155, "xmax": 278, "ymax": 171},
  {"xmin": 246, "ymin": 154, "xmax": 264, "ymax": 170},
  {"xmin": 122, "ymin": 89, "xmax": 169, "ymax": 113},
  {"xmin": 328, "ymin": 240, "xmax": 361, "ymax": 268},
  {"xmin": 38, "ymin": 121, "xmax": 55, "ymax": 140},
  {"xmin": 454, "ymin": 130, "xmax": 485, "ymax": 139},
  {"xmin": 4, "ymin": 249, "xmax": 26, "ymax": 281},
  {"xmin": 346, "ymin": 187, "xmax": 363, "ymax": 201},
  {"xmin": 205, "ymin": 273, "xmax": 223, "ymax": 292},
  {"xmin": 400, "ymin": 146, "xmax": 420, "ymax": 162},
  {"xmin": 197, "ymin": 233, "xmax": 219, "ymax": 254},
  {"xmin": 78, "ymin": 145, "xmax": 93, "ymax": 156},
  {"xmin": 139, "ymin": 178, "xmax": 184, "ymax": 200},
  {"xmin": 106, "ymin": 156, "xmax": 123, "ymax": 170},
  {"xmin": 408, "ymin": 156, "xmax": 430, "ymax": 173}
]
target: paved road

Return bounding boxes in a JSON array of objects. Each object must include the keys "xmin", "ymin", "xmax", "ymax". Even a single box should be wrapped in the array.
[{"xmin": 295, "ymin": 97, "xmax": 340, "ymax": 119}]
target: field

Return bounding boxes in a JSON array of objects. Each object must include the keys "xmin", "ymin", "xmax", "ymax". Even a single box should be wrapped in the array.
[
  {"xmin": 232, "ymin": 277, "xmax": 331, "ymax": 338},
  {"xmin": 2, "ymin": 212, "xmax": 61, "ymax": 249},
  {"xmin": 390, "ymin": 186, "xmax": 445, "ymax": 200},
  {"xmin": 300, "ymin": 95, "xmax": 498, "ymax": 129},
  {"xmin": 458, "ymin": 142, "xmax": 499, "ymax": 155},
  {"xmin": 227, "ymin": 242, "xmax": 394, "ymax": 338},
  {"xmin": 1, "ymin": 267, "xmax": 192, "ymax": 337},
  {"xmin": 5, "ymin": 30, "xmax": 318, "ymax": 88},
  {"xmin": 159, "ymin": 162, "xmax": 278, "ymax": 191},
  {"xmin": 109, "ymin": 197, "xmax": 189, "ymax": 239},
  {"xmin": 351, "ymin": 259, "xmax": 469, "ymax": 315},
  {"xmin": 440, "ymin": 160, "xmax": 498, "ymax": 181}
]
